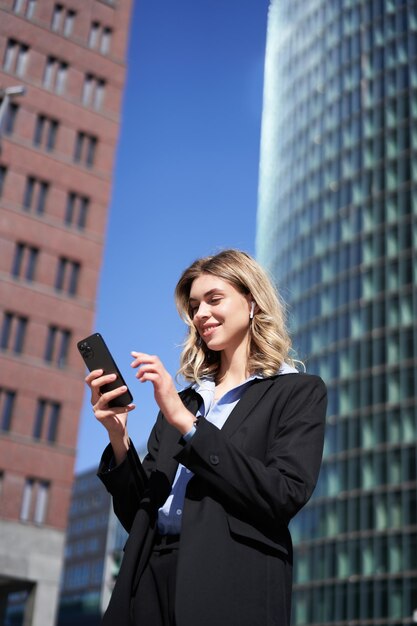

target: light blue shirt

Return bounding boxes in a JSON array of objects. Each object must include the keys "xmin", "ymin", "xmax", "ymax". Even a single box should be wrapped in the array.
[{"xmin": 157, "ymin": 363, "xmax": 298, "ymax": 535}]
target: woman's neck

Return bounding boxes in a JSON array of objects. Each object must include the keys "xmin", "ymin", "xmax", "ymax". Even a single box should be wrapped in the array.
[{"xmin": 217, "ymin": 340, "xmax": 250, "ymax": 388}]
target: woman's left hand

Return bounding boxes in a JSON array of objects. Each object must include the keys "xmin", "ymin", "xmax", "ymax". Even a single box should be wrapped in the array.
[{"xmin": 131, "ymin": 351, "xmax": 195, "ymax": 435}]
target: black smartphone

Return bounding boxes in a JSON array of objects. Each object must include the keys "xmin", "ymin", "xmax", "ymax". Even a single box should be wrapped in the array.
[{"xmin": 77, "ymin": 332, "xmax": 133, "ymax": 407}]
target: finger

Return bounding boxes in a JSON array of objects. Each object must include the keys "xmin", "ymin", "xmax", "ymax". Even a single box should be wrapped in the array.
[
  {"xmin": 135, "ymin": 364, "xmax": 163, "ymax": 383},
  {"xmin": 90, "ymin": 373, "xmax": 117, "ymax": 391},
  {"xmin": 94, "ymin": 402, "xmax": 135, "ymax": 417},
  {"xmin": 96, "ymin": 384, "xmax": 130, "ymax": 408},
  {"xmin": 130, "ymin": 352, "xmax": 159, "ymax": 368},
  {"xmin": 89, "ymin": 373, "xmax": 117, "ymax": 404},
  {"xmin": 93, "ymin": 404, "xmax": 135, "ymax": 429},
  {"xmin": 85, "ymin": 369, "xmax": 103, "ymax": 386},
  {"xmin": 137, "ymin": 372, "xmax": 160, "ymax": 383},
  {"xmin": 120, "ymin": 403, "xmax": 135, "ymax": 414},
  {"xmin": 97, "ymin": 403, "xmax": 136, "ymax": 416},
  {"xmin": 131, "ymin": 354, "xmax": 163, "ymax": 376}
]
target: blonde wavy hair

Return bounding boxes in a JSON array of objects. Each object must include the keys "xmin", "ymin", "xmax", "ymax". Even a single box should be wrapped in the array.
[{"xmin": 174, "ymin": 249, "xmax": 295, "ymax": 382}]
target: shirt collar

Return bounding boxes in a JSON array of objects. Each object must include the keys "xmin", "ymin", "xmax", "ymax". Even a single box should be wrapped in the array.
[
  {"xmin": 278, "ymin": 362, "xmax": 299, "ymax": 375},
  {"xmin": 191, "ymin": 363, "xmax": 298, "ymax": 415},
  {"xmin": 191, "ymin": 361, "xmax": 298, "ymax": 396},
  {"xmin": 191, "ymin": 372, "xmax": 262, "ymax": 396},
  {"xmin": 191, "ymin": 374, "xmax": 261, "ymax": 417}
]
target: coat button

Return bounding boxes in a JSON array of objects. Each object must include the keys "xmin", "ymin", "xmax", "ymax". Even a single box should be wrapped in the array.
[{"xmin": 209, "ymin": 454, "xmax": 219, "ymax": 465}]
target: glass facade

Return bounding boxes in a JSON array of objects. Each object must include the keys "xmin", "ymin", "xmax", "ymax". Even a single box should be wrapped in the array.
[
  {"xmin": 256, "ymin": 1, "xmax": 417, "ymax": 624},
  {"xmin": 57, "ymin": 468, "xmax": 128, "ymax": 625}
]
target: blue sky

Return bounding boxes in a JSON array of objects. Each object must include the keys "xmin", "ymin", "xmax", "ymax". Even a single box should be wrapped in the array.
[{"xmin": 75, "ymin": 0, "xmax": 270, "ymax": 471}]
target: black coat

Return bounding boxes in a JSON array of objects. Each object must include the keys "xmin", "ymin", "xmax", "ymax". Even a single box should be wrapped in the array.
[{"xmin": 98, "ymin": 373, "xmax": 327, "ymax": 626}]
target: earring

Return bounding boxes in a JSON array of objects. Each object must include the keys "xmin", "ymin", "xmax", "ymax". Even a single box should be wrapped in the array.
[{"xmin": 250, "ymin": 301, "xmax": 255, "ymax": 319}]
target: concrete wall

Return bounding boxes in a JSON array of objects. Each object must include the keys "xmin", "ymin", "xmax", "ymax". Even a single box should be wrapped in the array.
[{"xmin": 0, "ymin": 519, "xmax": 65, "ymax": 626}]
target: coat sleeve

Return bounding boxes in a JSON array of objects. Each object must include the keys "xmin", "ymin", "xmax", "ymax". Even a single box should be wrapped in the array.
[
  {"xmin": 175, "ymin": 375, "xmax": 327, "ymax": 529},
  {"xmin": 97, "ymin": 412, "xmax": 163, "ymax": 532},
  {"xmin": 96, "ymin": 387, "xmax": 197, "ymax": 533}
]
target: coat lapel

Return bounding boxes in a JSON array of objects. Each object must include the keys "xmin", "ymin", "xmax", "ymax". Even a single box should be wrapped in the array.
[{"xmin": 221, "ymin": 377, "xmax": 278, "ymax": 437}]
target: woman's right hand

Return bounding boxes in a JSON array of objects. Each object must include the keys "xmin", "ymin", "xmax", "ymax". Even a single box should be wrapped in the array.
[{"xmin": 85, "ymin": 369, "xmax": 135, "ymax": 464}]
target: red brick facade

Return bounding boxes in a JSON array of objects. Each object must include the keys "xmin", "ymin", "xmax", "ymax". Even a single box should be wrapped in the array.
[{"xmin": 0, "ymin": 2, "xmax": 132, "ymax": 620}]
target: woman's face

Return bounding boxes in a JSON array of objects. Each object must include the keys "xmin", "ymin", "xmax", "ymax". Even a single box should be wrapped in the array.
[{"xmin": 189, "ymin": 273, "xmax": 252, "ymax": 353}]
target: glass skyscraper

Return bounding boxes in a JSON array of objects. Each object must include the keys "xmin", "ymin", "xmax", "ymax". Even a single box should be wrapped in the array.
[
  {"xmin": 57, "ymin": 468, "xmax": 128, "ymax": 626},
  {"xmin": 257, "ymin": 1, "xmax": 417, "ymax": 624}
]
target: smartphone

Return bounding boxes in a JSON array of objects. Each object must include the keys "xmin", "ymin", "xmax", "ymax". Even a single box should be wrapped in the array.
[{"xmin": 77, "ymin": 332, "xmax": 133, "ymax": 407}]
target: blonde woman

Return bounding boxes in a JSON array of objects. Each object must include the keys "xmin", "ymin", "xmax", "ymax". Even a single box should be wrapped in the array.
[{"xmin": 86, "ymin": 249, "xmax": 327, "ymax": 626}]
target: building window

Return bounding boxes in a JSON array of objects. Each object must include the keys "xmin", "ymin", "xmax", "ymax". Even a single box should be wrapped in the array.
[
  {"xmin": 0, "ymin": 312, "xmax": 28, "ymax": 354},
  {"xmin": 33, "ymin": 114, "xmax": 58, "ymax": 151},
  {"xmin": 51, "ymin": 4, "xmax": 76, "ymax": 36},
  {"xmin": 55, "ymin": 257, "xmax": 80, "ymax": 295},
  {"xmin": 20, "ymin": 478, "xmax": 50, "ymax": 524},
  {"xmin": 74, "ymin": 131, "xmax": 97, "ymax": 167},
  {"xmin": 33, "ymin": 399, "xmax": 60, "ymax": 442},
  {"xmin": 88, "ymin": 22, "xmax": 113, "ymax": 55},
  {"xmin": 11, "ymin": 242, "xmax": 39, "ymax": 281},
  {"xmin": 88, "ymin": 21, "xmax": 100, "ymax": 48},
  {"xmin": 22, "ymin": 176, "xmax": 49, "ymax": 213},
  {"xmin": 44, "ymin": 325, "xmax": 71, "ymax": 367},
  {"xmin": 101, "ymin": 27, "xmax": 112, "ymax": 54},
  {"xmin": 0, "ymin": 166, "xmax": 6, "ymax": 197},
  {"xmin": 13, "ymin": 0, "xmax": 25, "ymax": 11},
  {"xmin": 51, "ymin": 3, "xmax": 62, "ymax": 30},
  {"xmin": 26, "ymin": 0, "xmax": 37, "ymax": 18},
  {"xmin": 64, "ymin": 563, "xmax": 90, "ymax": 590},
  {"xmin": 13, "ymin": 0, "xmax": 37, "ymax": 17},
  {"xmin": 63, "ymin": 9, "xmax": 75, "ymax": 36},
  {"xmin": 82, "ymin": 74, "xmax": 106, "ymax": 110},
  {"xmin": 65, "ymin": 192, "xmax": 89, "ymax": 229},
  {"xmin": 3, "ymin": 39, "xmax": 29, "ymax": 77},
  {"xmin": 91, "ymin": 561, "xmax": 104, "ymax": 585},
  {"xmin": 43, "ymin": 56, "xmax": 68, "ymax": 94},
  {"xmin": 0, "ymin": 388, "xmax": 16, "ymax": 432},
  {"xmin": 0, "ymin": 102, "xmax": 19, "ymax": 135}
]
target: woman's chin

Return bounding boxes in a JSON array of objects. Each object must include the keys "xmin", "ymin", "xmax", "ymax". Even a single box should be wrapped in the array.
[{"xmin": 203, "ymin": 339, "xmax": 223, "ymax": 352}]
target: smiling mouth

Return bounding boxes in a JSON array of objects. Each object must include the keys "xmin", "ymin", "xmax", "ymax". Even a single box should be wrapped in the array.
[{"xmin": 201, "ymin": 324, "xmax": 220, "ymax": 337}]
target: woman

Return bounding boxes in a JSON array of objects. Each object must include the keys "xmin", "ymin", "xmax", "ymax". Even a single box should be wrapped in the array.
[{"xmin": 86, "ymin": 249, "xmax": 327, "ymax": 626}]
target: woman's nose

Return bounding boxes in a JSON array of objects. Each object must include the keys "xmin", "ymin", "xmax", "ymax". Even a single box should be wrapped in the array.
[{"xmin": 194, "ymin": 302, "xmax": 210, "ymax": 320}]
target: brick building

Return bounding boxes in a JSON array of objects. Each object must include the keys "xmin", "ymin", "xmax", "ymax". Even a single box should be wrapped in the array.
[{"xmin": 0, "ymin": 1, "xmax": 132, "ymax": 624}]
